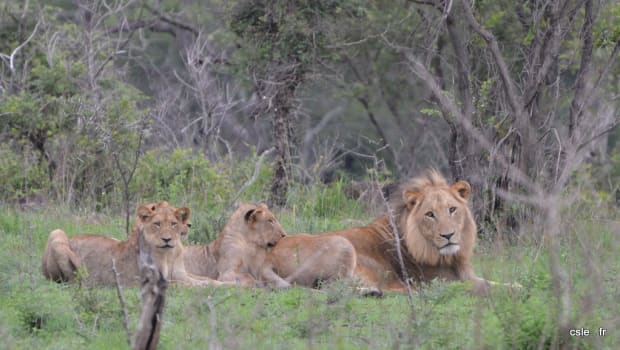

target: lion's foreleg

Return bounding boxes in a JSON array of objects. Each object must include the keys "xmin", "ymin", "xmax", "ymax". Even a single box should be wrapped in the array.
[
  {"xmin": 171, "ymin": 259, "xmax": 226, "ymax": 286},
  {"xmin": 261, "ymin": 267, "xmax": 291, "ymax": 289},
  {"xmin": 455, "ymin": 263, "xmax": 522, "ymax": 295}
]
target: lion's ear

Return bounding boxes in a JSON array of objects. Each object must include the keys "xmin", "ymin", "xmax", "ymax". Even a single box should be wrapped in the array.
[
  {"xmin": 175, "ymin": 207, "xmax": 191, "ymax": 223},
  {"xmin": 451, "ymin": 180, "xmax": 472, "ymax": 201},
  {"xmin": 137, "ymin": 205, "xmax": 154, "ymax": 222},
  {"xmin": 244, "ymin": 206, "xmax": 264, "ymax": 223},
  {"xmin": 244, "ymin": 208, "xmax": 256, "ymax": 223},
  {"xmin": 403, "ymin": 190, "xmax": 420, "ymax": 210}
]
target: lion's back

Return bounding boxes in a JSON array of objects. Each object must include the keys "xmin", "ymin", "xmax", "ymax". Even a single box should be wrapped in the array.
[{"xmin": 269, "ymin": 234, "xmax": 356, "ymax": 286}]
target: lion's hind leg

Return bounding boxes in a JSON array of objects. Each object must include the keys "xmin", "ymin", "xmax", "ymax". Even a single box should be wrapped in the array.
[{"xmin": 42, "ymin": 229, "xmax": 81, "ymax": 282}]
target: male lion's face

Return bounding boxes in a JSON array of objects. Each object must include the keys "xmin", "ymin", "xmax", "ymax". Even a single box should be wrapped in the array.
[
  {"xmin": 404, "ymin": 181, "xmax": 472, "ymax": 256},
  {"xmin": 136, "ymin": 202, "xmax": 191, "ymax": 251},
  {"xmin": 243, "ymin": 204, "xmax": 286, "ymax": 248}
]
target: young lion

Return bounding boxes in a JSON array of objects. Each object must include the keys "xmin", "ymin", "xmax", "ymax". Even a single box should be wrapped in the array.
[
  {"xmin": 42, "ymin": 202, "xmax": 223, "ymax": 287},
  {"xmin": 183, "ymin": 203, "xmax": 357, "ymax": 290},
  {"xmin": 184, "ymin": 203, "xmax": 290, "ymax": 288},
  {"xmin": 265, "ymin": 234, "xmax": 357, "ymax": 289}
]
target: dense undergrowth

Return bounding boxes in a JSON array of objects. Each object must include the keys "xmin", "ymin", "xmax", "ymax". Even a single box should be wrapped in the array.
[{"xmin": 0, "ymin": 153, "xmax": 618, "ymax": 349}]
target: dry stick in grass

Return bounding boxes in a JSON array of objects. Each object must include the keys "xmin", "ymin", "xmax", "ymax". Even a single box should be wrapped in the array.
[
  {"xmin": 133, "ymin": 257, "xmax": 167, "ymax": 350},
  {"xmin": 205, "ymin": 296, "xmax": 221, "ymax": 350},
  {"xmin": 372, "ymin": 156, "xmax": 415, "ymax": 305},
  {"xmin": 133, "ymin": 228, "xmax": 168, "ymax": 350},
  {"xmin": 112, "ymin": 259, "xmax": 132, "ymax": 347}
]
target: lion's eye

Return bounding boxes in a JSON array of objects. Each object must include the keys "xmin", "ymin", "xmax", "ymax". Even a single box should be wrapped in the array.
[
  {"xmin": 425, "ymin": 211, "xmax": 435, "ymax": 219},
  {"xmin": 153, "ymin": 222, "xmax": 161, "ymax": 227},
  {"xmin": 171, "ymin": 222, "xmax": 178, "ymax": 227},
  {"xmin": 268, "ymin": 218, "xmax": 275, "ymax": 224},
  {"xmin": 449, "ymin": 207, "xmax": 457, "ymax": 214}
]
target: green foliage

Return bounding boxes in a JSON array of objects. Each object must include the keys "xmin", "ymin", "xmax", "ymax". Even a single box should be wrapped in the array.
[
  {"xmin": 0, "ymin": 144, "xmax": 49, "ymax": 202},
  {"xmin": 130, "ymin": 148, "xmax": 273, "ymax": 241},
  {"xmin": 133, "ymin": 148, "xmax": 233, "ymax": 205},
  {"xmin": 594, "ymin": 3, "xmax": 620, "ymax": 48}
]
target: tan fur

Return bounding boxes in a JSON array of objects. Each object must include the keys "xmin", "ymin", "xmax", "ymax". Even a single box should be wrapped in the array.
[
  {"xmin": 184, "ymin": 203, "xmax": 289, "ymax": 288},
  {"xmin": 286, "ymin": 170, "xmax": 493, "ymax": 294},
  {"xmin": 266, "ymin": 234, "xmax": 357, "ymax": 288},
  {"xmin": 41, "ymin": 202, "xmax": 223, "ymax": 287}
]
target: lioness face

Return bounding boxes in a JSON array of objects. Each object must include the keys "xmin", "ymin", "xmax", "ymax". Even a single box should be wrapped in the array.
[
  {"xmin": 140, "ymin": 202, "xmax": 192, "ymax": 240},
  {"xmin": 137, "ymin": 203, "xmax": 191, "ymax": 251},
  {"xmin": 404, "ymin": 181, "xmax": 472, "ymax": 256},
  {"xmin": 244, "ymin": 204, "xmax": 286, "ymax": 248}
]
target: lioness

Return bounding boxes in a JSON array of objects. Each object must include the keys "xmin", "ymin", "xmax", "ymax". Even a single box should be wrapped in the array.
[
  {"xmin": 184, "ymin": 203, "xmax": 292, "ymax": 288},
  {"xmin": 42, "ymin": 202, "xmax": 223, "ymax": 287},
  {"xmin": 269, "ymin": 170, "xmax": 509, "ymax": 295}
]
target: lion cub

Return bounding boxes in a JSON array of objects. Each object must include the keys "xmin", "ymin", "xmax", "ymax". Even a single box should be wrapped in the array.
[
  {"xmin": 42, "ymin": 202, "xmax": 224, "ymax": 287},
  {"xmin": 184, "ymin": 203, "xmax": 290, "ymax": 288},
  {"xmin": 183, "ymin": 203, "xmax": 357, "ymax": 290}
]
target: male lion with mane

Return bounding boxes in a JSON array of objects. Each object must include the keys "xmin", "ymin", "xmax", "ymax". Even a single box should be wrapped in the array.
[
  {"xmin": 42, "ymin": 201, "xmax": 224, "ymax": 287},
  {"xmin": 270, "ymin": 170, "xmax": 511, "ymax": 295}
]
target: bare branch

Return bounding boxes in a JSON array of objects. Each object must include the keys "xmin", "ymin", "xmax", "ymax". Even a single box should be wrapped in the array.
[
  {"xmin": 229, "ymin": 147, "xmax": 274, "ymax": 204},
  {"xmin": 403, "ymin": 50, "xmax": 542, "ymax": 196},
  {"xmin": 93, "ymin": 6, "xmax": 145, "ymax": 82},
  {"xmin": 112, "ymin": 259, "xmax": 132, "ymax": 347},
  {"xmin": 205, "ymin": 296, "xmax": 221, "ymax": 350},
  {"xmin": 0, "ymin": 19, "xmax": 40, "ymax": 73},
  {"xmin": 569, "ymin": 0, "xmax": 594, "ymax": 138},
  {"xmin": 142, "ymin": 2, "xmax": 198, "ymax": 38},
  {"xmin": 460, "ymin": 0, "xmax": 525, "ymax": 122},
  {"xmin": 133, "ymin": 228, "xmax": 167, "ymax": 350}
]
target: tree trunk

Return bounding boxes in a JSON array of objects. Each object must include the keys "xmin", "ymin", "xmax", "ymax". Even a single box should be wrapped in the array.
[{"xmin": 269, "ymin": 105, "xmax": 292, "ymax": 207}]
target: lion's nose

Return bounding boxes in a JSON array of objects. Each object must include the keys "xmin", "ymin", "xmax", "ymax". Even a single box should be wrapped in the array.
[
  {"xmin": 162, "ymin": 238, "xmax": 172, "ymax": 243},
  {"xmin": 440, "ymin": 232, "xmax": 454, "ymax": 240}
]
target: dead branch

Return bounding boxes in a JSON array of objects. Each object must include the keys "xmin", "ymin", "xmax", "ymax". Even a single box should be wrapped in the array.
[
  {"xmin": 133, "ymin": 228, "xmax": 168, "ymax": 350},
  {"xmin": 569, "ymin": 0, "xmax": 595, "ymax": 138},
  {"xmin": 371, "ymin": 155, "xmax": 415, "ymax": 304},
  {"xmin": 229, "ymin": 147, "xmax": 274, "ymax": 204},
  {"xmin": 112, "ymin": 259, "xmax": 132, "ymax": 347},
  {"xmin": 460, "ymin": 0, "xmax": 525, "ymax": 122},
  {"xmin": 0, "ymin": 19, "xmax": 40, "ymax": 73},
  {"xmin": 112, "ymin": 132, "xmax": 144, "ymax": 235},
  {"xmin": 93, "ymin": 5, "xmax": 145, "ymax": 82},
  {"xmin": 205, "ymin": 296, "xmax": 221, "ymax": 350}
]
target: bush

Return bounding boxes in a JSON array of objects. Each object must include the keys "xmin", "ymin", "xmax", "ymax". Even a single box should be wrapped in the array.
[
  {"xmin": 130, "ymin": 148, "xmax": 273, "ymax": 242},
  {"xmin": 0, "ymin": 144, "xmax": 49, "ymax": 203}
]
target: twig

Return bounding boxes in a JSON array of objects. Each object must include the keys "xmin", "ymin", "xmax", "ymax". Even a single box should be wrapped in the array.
[
  {"xmin": 112, "ymin": 132, "xmax": 144, "ymax": 235},
  {"xmin": 0, "ymin": 19, "xmax": 40, "ymax": 73},
  {"xmin": 205, "ymin": 296, "xmax": 221, "ymax": 350},
  {"xmin": 93, "ymin": 6, "xmax": 144, "ymax": 82},
  {"xmin": 371, "ymin": 156, "xmax": 415, "ymax": 305},
  {"xmin": 112, "ymin": 259, "xmax": 132, "ymax": 347},
  {"xmin": 229, "ymin": 147, "xmax": 274, "ymax": 204}
]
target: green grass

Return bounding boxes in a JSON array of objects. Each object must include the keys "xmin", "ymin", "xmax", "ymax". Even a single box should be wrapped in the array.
[{"xmin": 0, "ymin": 199, "xmax": 618, "ymax": 349}]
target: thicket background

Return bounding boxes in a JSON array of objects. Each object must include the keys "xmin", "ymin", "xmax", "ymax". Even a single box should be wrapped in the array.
[{"xmin": 0, "ymin": 0, "xmax": 618, "ymax": 349}]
